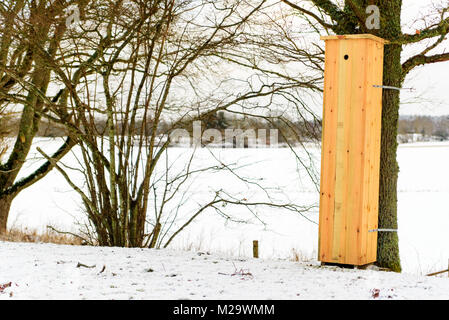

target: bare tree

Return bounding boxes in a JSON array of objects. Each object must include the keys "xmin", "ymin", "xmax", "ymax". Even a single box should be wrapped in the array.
[
  {"xmin": 0, "ymin": 0, "xmax": 324, "ymax": 248},
  {"xmin": 33, "ymin": 0, "xmax": 320, "ymax": 247},
  {"xmin": 0, "ymin": 0, "xmax": 90, "ymax": 233},
  {"xmin": 0, "ymin": 0, "xmax": 151, "ymax": 233}
]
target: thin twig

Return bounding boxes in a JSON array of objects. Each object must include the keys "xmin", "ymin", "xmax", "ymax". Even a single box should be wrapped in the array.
[{"xmin": 46, "ymin": 225, "xmax": 87, "ymax": 243}]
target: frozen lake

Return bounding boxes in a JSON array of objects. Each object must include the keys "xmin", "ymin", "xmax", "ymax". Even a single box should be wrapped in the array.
[{"xmin": 7, "ymin": 138, "xmax": 449, "ymax": 275}]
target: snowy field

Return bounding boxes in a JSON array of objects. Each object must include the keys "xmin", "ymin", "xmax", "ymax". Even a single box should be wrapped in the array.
[
  {"xmin": 1, "ymin": 241, "xmax": 449, "ymax": 300},
  {"xmin": 4, "ymin": 138, "xmax": 449, "ymax": 277}
]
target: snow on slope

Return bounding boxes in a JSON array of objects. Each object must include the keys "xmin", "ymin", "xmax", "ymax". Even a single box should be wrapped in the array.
[{"xmin": 1, "ymin": 241, "xmax": 449, "ymax": 300}]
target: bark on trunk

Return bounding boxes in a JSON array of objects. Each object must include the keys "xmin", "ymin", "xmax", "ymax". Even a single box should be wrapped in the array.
[
  {"xmin": 376, "ymin": 44, "xmax": 402, "ymax": 272},
  {"xmin": 377, "ymin": 0, "xmax": 403, "ymax": 272},
  {"xmin": 0, "ymin": 195, "xmax": 13, "ymax": 234}
]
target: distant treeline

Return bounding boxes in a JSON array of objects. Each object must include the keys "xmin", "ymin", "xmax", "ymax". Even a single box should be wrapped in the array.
[
  {"xmin": 176, "ymin": 111, "xmax": 322, "ymax": 145},
  {"xmin": 3, "ymin": 111, "xmax": 322, "ymax": 146},
  {"xmin": 398, "ymin": 115, "xmax": 449, "ymax": 142},
  {"xmin": 8, "ymin": 112, "xmax": 447, "ymax": 144}
]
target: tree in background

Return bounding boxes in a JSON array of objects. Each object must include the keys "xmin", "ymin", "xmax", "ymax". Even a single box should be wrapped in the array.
[
  {"xmin": 0, "ymin": 0, "xmax": 88, "ymax": 233},
  {"xmin": 0, "ymin": 0, "xmax": 156, "ymax": 234},
  {"xmin": 0, "ymin": 0, "xmax": 325, "ymax": 244},
  {"xmin": 203, "ymin": 112, "xmax": 230, "ymax": 131},
  {"xmin": 281, "ymin": 0, "xmax": 449, "ymax": 271},
  {"xmin": 32, "ymin": 0, "xmax": 319, "ymax": 247}
]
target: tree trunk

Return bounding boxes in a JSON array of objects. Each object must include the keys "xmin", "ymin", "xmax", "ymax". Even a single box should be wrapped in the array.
[
  {"xmin": 377, "ymin": 45, "xmax": 402, "ymax": 272},
  {"xmin": 377, "ymin": 0, "xmax": 403, "ymax": 272},
  {"xmin": 0, "ymin": 195, "xmax": 13, "ymax": 234}
]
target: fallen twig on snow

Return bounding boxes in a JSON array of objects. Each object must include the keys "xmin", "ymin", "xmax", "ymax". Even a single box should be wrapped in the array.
[{"xmin": 76, "ymin": 262, "xmax": 96, "ymax": 269}]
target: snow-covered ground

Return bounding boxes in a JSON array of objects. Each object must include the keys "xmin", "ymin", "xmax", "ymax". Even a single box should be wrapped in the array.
[
  {"xmin": 4, "ymin": 139, "xmax": 449, "ymax": 276},
  {"xmin": 1, "ymin": 241, "xmax": 449, "ymax": 300}
]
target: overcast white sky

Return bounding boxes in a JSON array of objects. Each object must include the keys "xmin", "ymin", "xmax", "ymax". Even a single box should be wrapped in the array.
[{"xmin": 399, "ymin": 1, "xmax": 449, "ymax": 116}]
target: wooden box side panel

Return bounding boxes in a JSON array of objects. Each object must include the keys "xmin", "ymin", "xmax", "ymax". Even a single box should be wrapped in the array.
[
  {"xmin": 363, "ymin": 40, "xmax": 385, "ymax": 264},
  {"xmin": 318, "ymin": 39, "xmax": 340, "ymax": 263}
]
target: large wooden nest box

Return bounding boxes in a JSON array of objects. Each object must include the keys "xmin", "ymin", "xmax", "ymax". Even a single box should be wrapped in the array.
[{"xmin": 318, "ymin": 34, "xmax": 388, "ymax": 266}]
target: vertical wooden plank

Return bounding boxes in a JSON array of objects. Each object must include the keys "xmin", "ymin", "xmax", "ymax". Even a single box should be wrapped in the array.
[
  {"xmin": 365, "ymin": 39, "xmax": 376, "ymax": 263},
  {"xmin": 318, "ymin": 40, "xmax": 340, "ymax": 262},
  {"xmin": 332, "ymin": 39, "xmax": 351, "ymax": 263},
  {"xmin": 344, "ymin": 39, "xmax": 357, "ymax": 264},
  {"xmin": 361, "ymin": 39, "xmax": 375, "ymax": 265},
  {"xmin": 345, "ymin": 39, "xmax": 368, "ymax": 265},
  {"xmin": 359, "ymin": 40, "xmax": 376, "ymax": 265},
  {"xmin": 367, "ymin": 41, "xmax": 384, "ymax": 262}
]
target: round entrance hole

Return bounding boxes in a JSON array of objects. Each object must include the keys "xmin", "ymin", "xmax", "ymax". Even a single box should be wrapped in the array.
[{"xmin": 344, "ymin": 54, "xmax": 349, "ymax": 60}]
